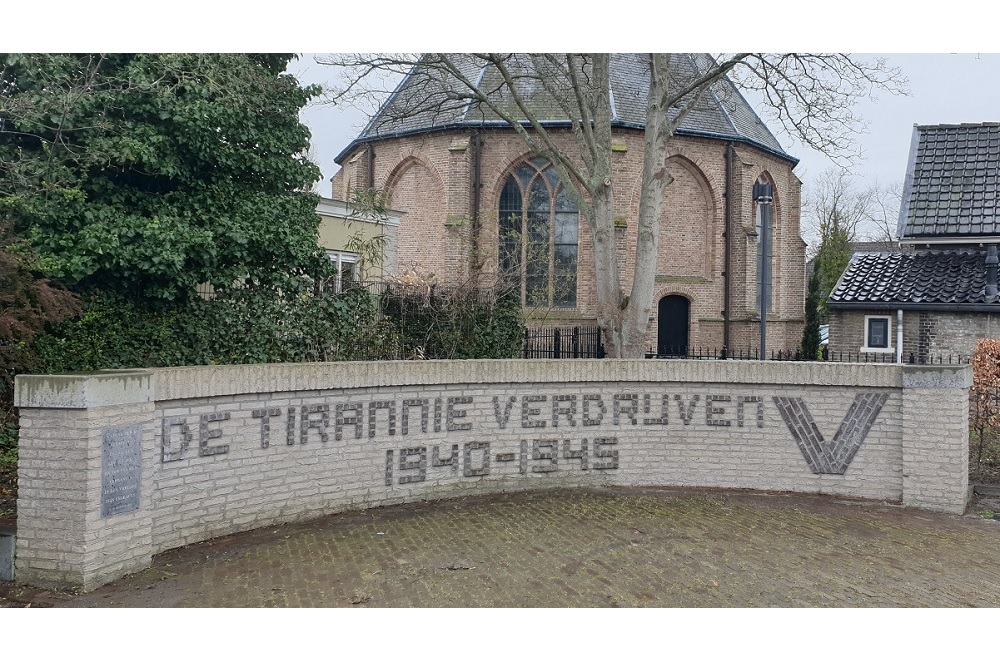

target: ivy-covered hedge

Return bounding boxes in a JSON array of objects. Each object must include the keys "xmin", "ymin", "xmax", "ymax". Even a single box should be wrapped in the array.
[
  {"xmin": 32, "ymin": 285, "xmax": 381, "ymax": 372},
  {"xmin": 31, "ymin": 280, "xmax": 523, "ymax": 373}
]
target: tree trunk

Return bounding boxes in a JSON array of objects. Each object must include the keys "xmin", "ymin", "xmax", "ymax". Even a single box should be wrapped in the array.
[
  {"xmin": 590, "ymin": 186, "xmax": 625, "ymax": 357},
  {"xmin": 607, "ymin": 54, "xmax": 677, "ymax": 358}
]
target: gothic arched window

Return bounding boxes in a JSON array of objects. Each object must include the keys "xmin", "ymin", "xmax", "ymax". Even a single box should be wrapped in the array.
[{"xmin": 498, "ymin": 159, "xmax": 578, "ymax": 308}]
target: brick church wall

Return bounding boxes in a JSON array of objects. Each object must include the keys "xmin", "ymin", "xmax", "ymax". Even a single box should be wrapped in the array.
[{"xmin": 332, "ymin": 128, "xmax": 805, "ymax": 352}]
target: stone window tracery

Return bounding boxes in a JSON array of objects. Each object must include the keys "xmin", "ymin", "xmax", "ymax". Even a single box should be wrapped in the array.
[{"xmin": 498, "ymin": 159, "xmax": 578, "ymax": 308}]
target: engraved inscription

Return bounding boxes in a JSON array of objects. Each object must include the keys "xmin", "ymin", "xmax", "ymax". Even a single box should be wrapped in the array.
[
  {"xmin": 335, "ymin": 403, "xmax": 363, "ymax": 441},
  {"xmin": 493, "ymin": 396, "xmax": 516, "ymax": 428},
  {"xmin": 433, "ymin": 444, "xmax": 459, "ymax": 471},
  {"xmin": 447, "ymin": 397, "xmax": 473, "ymax": 431},
  {"xmin": 463, "ymin": 442, "xmax": 490, "ymax": 477},
  {"xmin": 563, "ymin": 439, "xmax": 588, "ymax": 470},
  {"xmin": 521, "ymin": 395, "xmax": 547, "ymax": 428},
  {"xmin": 199, "ymin": 412, "xmax": 231, "ymax": 456},
  {"xmin": 398, "ymin": 447, "xmax": 427, "ymax": 484},
  {"xmin": 642, "ymin": 394, "xmax": 669, "ymax": 426},
  {"xmin": 613, "ymin": 393, "xmax": 638, "ymax": 426},
  {"xmin": 705, "ymin": 395, "xmax": 731, "ymax": 427},
  {"xmin": 251, "ymin": 407, "xmax": 282, "ymax": 449},
  {"xmin": 581, "ymin": 394, "xmax": 605, "ymax": 426},
  {"xmin": 531, "ymin": 439, "xmax": 559, "ymax": 473},
  {"xmin": 552, "ymin": 395, "xmax": 577, "ymax": 427},
  {"xmin": 402, "ymin": 399, "xmax": 428, "ymax": 435},
  {"xmin": 675, "ymin": 395, "xmax": 700, "ymax": 425},
  {"xmin": 152, "ymin": 388, "xmax": 875, "ymax": 494},
  {"xmin": 102, "ymin": 424, "xmax": 142, "ymax": 517},
  {"xmin": 300, "ymin": 405, "xmax": 329, "ymax": 445},
  {"xmin": 369, "ymin": 401, "xmax": 397, "ymax": 438},
  {"xmin": 592, "ymin": 437, "xmax": 620, "ymax": 470},
  {"xmin": 161, "ymin": 416, "xmax": 192, "ymax": 462},
  {"xmin": 736, "ymin": 396, "xmax": 764, "ymax": 428}
]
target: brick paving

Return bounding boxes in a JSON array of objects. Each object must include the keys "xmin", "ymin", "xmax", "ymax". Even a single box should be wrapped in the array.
[{"xmin": 5, "ymin": 487, "xmax": 1000, "ymax": 607}]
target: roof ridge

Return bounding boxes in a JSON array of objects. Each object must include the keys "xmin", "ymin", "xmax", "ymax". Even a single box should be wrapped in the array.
[
  {"xmin": 686, "ymin": 54, "xmax": 739, "ymax": 137},
  {"xmin": 459, "ymin": 62, "xmax": 489, "ymax": 123},
  {"xmin": 916, "ymin": 122, "xmax": 1000, "ymax": 130}
]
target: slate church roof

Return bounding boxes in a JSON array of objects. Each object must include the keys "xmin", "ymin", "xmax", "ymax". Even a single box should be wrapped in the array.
[
  {"xmin": 898, "ymin": 123, "xmax": 1000, "ymax": 240},
  {"xmin": 334, "ymin": 54, "xmax": 795, "ymax": 165},
  {"xmin": 828, "ymin": 249, "xmax": 993, "ymax": 310}
]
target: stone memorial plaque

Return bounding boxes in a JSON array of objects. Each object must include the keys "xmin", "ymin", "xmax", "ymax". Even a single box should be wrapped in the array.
[{"xmin": 101, "ymin": 424, "xmax": 143, "ymax": 517}]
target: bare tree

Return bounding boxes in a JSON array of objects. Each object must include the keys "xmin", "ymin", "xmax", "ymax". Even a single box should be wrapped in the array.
[
  {"xmin": 807, "ymin": 171, "xmax": 863, "ymax": 325},
  {"xmin": 861, "ymin": 180, "xmax": 903, "ymax": 245},
  {"xmin": 321, "ymin": 53, "xmax": 906, "ymax": 358},
  {"xmin": 805, "ymin": 170, "xmax": 871, "ymax": 251},
  {"xmin": 803, "ymin": 171, "xmax": 902, "ymax": 253}
]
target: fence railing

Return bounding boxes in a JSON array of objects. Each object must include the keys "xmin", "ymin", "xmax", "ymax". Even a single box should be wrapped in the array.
[
  {"xmin": 523, "ymin": 326, "xmax": 605, "ymax": 359},
  {"xmin": 644, "ymin": 346, "xmax": 891, "ymax": 362},
  {"xmin": 519, "ymin": 331, "xmax": 968, "ymax": 365},
  {"xmin": 642, "ymin": 345, "xmax": 967, "ymax": 365}
]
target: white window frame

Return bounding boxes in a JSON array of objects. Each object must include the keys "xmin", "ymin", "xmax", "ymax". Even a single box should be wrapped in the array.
[
  {"xmin": 326, "ymin": 251, "xmax": 358, "ymax": 292},
  {"xmin": 861, "ymin": 314, "xmax": 894, "ymax": 353}
]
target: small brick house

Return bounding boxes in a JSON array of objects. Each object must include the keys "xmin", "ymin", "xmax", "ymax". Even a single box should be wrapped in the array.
[
  {"xmin": 828, "ymin": 123, "xmax": 1000, "ymax": 362},
  {"xmin": 331, "ymin": 54, "xmax": 805, "ymax": 353}
]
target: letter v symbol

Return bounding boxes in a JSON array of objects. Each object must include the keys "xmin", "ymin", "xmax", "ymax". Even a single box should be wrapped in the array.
[
  {"xmin": 493, "ymin": 396, "xmax": 516, "ymax": 428},
  {"xmin": 773, "ymin": 393, "xmax": 889, "ymax": 475}
]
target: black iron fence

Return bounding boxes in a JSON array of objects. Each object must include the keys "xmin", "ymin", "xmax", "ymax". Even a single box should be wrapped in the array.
[
  {"xmin": 520, "ymin": 330, "xmax": 969, "ymax": 365},
  {"xmin": 644, "ymin": 345, "xmax": 967, "ymax": 365},
  {"xmin": 645, "ymin": 346, "xmax": 895, "ymax": 362},
  {"xmin": 523, "ymin": 326, "xmax": 605, "ymax": 359}
]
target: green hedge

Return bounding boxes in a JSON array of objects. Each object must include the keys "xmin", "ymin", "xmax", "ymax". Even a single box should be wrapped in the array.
[{"xmin": 31, "ymin": 281, "xmax": 523, "ymax": 374}]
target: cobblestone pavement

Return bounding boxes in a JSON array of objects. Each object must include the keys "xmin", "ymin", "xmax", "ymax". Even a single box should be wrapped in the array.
[{"xmin": 6, "ymin": 488, "xmax": 1000, "ymax": 607}]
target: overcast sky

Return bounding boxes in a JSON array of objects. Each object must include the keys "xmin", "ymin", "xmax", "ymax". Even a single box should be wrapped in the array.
[{"xmin": 18, "ymin": 1, "xmax": 1000, "ymax": 246}]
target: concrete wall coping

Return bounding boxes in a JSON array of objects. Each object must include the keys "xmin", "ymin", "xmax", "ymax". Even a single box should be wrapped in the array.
[
  {"xmin": 15, "ymin": 372, "xmax": 153, "ymax": 409},
  {"xmin": 15, "ymin": 361, "xmax": 968, "ymax": 408},
  {"xmin": 902, "ymin": 365, "xmax": 974, "ymax": 389},
  {"xmin": 140, "ymin": 359, "xmax": 906, "ymax": 403}
]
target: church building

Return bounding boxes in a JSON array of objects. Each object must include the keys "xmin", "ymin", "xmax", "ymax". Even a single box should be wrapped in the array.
[{"xmin": 331, "ymin": 54, "xmax": 805, "ymax": 354}]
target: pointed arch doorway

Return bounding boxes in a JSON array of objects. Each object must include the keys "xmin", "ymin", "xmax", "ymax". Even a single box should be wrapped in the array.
[{"xmin": 657, "ymin": 295, "xmax": 690, "ymax": 357}]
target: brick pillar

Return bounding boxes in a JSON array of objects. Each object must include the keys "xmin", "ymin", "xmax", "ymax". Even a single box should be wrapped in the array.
[
  {"xmin": 15, "ymin": 372, "xmax": 155, "ymax": 590},
  {"xmin": 901, "ymin": 365, "xmax": 972, "ymax": 514}
]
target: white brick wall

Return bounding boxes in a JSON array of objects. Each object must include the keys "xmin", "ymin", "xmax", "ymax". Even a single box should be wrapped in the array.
[{"xmin": 14, "ymin": 360, "xmax": 971, "ymax": 590}]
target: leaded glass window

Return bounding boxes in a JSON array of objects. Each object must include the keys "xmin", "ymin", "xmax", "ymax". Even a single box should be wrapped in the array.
[{"xmin": 498, "ymin": 160, "xmax": 578, "ymax": 308}]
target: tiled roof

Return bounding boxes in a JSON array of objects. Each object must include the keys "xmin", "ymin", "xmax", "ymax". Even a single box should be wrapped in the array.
[
  {"xmin": 898, "ymin": 123, "xmax": 1000, "ymax": 239},
  {"xmin": 335, "ymin": 54, "xmax": 794, "ymax": 164},
  {"xmin": 828, "ymin": 249, "xmax": 991, "ymax": 307},
  {"xmin": 806, "ymin": 240, "xmax": 896, "ymax": 276}
]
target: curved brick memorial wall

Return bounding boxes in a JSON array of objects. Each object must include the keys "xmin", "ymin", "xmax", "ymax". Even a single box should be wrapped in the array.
[{"xmin": 14, "ymin": 359, "xmax": 972, "ymax": 590}]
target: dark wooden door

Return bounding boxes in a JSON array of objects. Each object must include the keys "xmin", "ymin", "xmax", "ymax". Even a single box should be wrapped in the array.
[{"xmin": 657, "ymin": 295, "xmax": 690, "ymax": 356}]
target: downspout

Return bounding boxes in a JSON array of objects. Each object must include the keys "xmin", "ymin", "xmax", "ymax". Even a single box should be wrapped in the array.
[
  {"xmin": 983, "ymin": 244, "xmax": 999, "ymax": 364},
  {"xmin": 470, "ymin": 130, "xmax": 483, "ymax": 270},
  {"xmin": 366, "ymin": 143, "xmax": 376, "ymax": 191},
  {"xmin": 896, "ymin": 309, "xmax": 903, "ymax": 364},
  {"xmin": 723, "ymin": 143, "xmax": 733, "ymax": 356}
]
